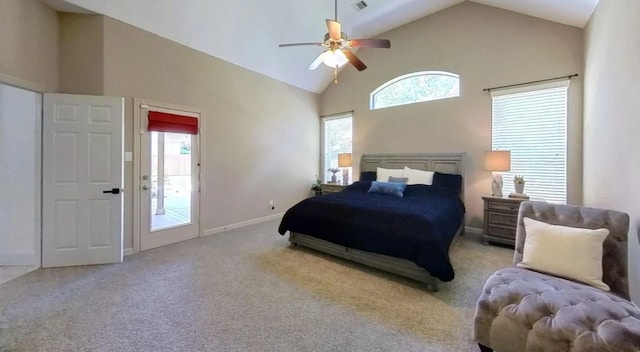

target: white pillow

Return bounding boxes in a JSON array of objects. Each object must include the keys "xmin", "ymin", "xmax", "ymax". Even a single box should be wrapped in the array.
[
  {"xmin": 403, "ymin": 166, "xmax": 434, "ymax": 185},
  {"xmin": 376, "ymin": 167, "xmax": 404, "ymax": 182},
  {"xmin": 517, "ymin": 217, "xmax": 610, "ymax": 291}
]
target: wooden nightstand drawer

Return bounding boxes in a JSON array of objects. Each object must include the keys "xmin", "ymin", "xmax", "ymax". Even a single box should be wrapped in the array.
[
  {"xmin": 320, "ymin": 183, "xmax": 348, "ymax": 195},
  {"xmin": 487, "ymin": 201, "xmax": 520, "ymax": 212},
  {"xmin": 486, "ymin": 225, "xmax": 516, "ymax": 240},
  {"xmin": 482, "ymin": 195, "xmax": 529, "ymax": 247},
  {"xmin": 487, "ymin": 212, "xmax": 518, "ymax": 227}
]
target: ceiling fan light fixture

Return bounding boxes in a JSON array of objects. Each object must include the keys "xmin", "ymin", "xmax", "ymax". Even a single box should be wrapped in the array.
[
  {"xmin": 278, "ymin": 0, "xmax": 389, "ymax": 75},
  {"xmin": 321, "ymin": 49, "xmax": 348, "ymax": 68}
]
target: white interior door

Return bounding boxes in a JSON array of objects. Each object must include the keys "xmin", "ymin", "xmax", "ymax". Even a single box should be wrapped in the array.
[
  {"xmin": 139, "ymin": 106, "xmax": 200, "ymax": 251},
  {"xmin": 42, "ymin": 93, "xmax": 124, "ymax": 267}
]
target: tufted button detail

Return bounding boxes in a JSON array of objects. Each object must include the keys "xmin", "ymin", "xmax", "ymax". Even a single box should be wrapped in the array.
[
  {"xmin": 473, "ymin": 203, "xmax": 635, "ymax": 351},
  {"xmin": 473, "ymin": 266, "xmax": 640, "ymax": 351}
]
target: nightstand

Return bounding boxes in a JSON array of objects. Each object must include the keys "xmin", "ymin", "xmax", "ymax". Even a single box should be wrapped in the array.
[
  {"xmin": 320, "ymin": 183, "xmax": 348, "ymax": 195},
  {"xmin": 482, "ymin": 196, "xmax": 528, "ymax": 246}
]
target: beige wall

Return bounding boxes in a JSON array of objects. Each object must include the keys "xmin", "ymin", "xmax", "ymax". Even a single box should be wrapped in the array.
[
  {"xmin": 0, "ymin": 0, "xmax": 58, "ymax": 90},
  {"xmin": 320, "ymin": 1, "xmax": 584, "ymax": 228},
  {"xmin": 59, "ymin": 14, "xmax": 104, "ymax": 95},
  {"xmin": 98, "ymin": 18, "xmax": 319, "ymax": 251},
  {"xmin": 584, "ymin": 0, "xmax": 640, "ymax": 303},
  {"xmin": 5, "ymin": 3, "xmax": 320, "ymax": 255}
]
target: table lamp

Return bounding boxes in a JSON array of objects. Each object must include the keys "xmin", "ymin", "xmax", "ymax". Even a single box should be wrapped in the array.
[
  {"xmin": 338, "ymin": 152, "xmax": 352, "ymax": 185},
  {"xmin": 484, "ymin": 150, "xmax": 511, "ymax": 198}
]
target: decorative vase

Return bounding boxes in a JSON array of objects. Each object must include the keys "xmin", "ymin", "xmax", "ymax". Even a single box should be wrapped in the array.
[
  {"xmin": 331, "ymin": 173, "xmax": 337, "ymax": 183},
  {"xmin": 514, "ymin": 182, "xmax": 525, "ymax": 194}
]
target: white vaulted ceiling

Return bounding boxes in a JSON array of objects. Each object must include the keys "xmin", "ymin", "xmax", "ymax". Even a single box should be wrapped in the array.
[{"xmin": 40, "ymin": 0, "xmax": 599, "ymax": 93}]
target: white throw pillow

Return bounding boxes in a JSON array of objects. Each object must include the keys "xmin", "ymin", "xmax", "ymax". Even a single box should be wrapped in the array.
[
  {"xmin": 403, "ymin": 166, "xmax": 434, "ymax": 185},
  {"xmin": 517, "ymin": 217, "xmax": 610, "ymax": 291},
  {"xmin": 376, "ymin": 167, "xmax": 404, "ymax": 182}
]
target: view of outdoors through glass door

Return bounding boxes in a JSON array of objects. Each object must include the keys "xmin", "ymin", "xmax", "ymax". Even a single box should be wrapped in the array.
[{"xmin": 150, "ymin": 131, "xmax": 192, "ymax": 231}]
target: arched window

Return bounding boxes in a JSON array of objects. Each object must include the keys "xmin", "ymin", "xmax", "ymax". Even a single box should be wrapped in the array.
[{"xmin": 370, "ymin": 71, "xmax": 460, "ymax": 110}]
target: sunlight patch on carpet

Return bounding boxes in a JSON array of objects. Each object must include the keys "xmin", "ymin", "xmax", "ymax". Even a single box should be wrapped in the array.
[{"xmin": 253, "ymin": 239, "xmax": 511, "ymax": 343}]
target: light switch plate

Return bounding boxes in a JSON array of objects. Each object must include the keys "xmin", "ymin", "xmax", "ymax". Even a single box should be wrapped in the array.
[{"xmin": 125, "ymin": 152, "xmax": 133, "ymax": 162}]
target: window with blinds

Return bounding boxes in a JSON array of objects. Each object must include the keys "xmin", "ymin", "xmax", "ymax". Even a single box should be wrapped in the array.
[
  {"xmin": 322, "ymin": 114, "xmax": 352, "ymax": 183},
  {"xmin": 491, "ymin": 81, "xmax": 568, "ymax": 203}
]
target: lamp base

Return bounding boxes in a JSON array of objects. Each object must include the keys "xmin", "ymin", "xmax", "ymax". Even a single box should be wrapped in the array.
[
  {"xmin": 342, "ymin": 168, "xmax": 349, "ymax": 185},
  {"xmin": 491, "ymin": 173, "xmax": 504, "ymax": 198}
]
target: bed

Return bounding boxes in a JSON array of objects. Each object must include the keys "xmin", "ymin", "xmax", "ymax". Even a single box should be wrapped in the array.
[{"xmin": 278, "ymin": 153, "xmax": 466, "ymax": 291}]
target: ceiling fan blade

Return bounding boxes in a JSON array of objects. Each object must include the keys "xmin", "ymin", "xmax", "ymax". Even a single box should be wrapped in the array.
[
  {"xmin": 349, "ymin": 38, "xmax": 391, "ymax": 48},
  {"xmin": 308, "ymin": 52, "xmax": 325, "ymax": 70},
  {"xmin": 279, "ymin": 42, "xmax": 324, "ymax": 47},
  {"xmin": 343, "ymin": 50, "xmax": 367, "ymax": 71},
  {"xmin": 326, "ymin": 19, "xmax": 341, "ymax": 40}
]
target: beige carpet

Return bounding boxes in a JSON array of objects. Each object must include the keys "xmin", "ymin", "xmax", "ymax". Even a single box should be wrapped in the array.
[
  {"xmin": 0, "ymin": 219, "xmax": 512, "ymax": 352},
  {"xmin": 254, "ymin": 230, "xmax": 513, "ymax": 349}
]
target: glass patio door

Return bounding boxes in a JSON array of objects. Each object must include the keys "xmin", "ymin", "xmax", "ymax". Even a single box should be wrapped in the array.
[{"xmin": 140, "ymin": 115, "xmax": 200, "ymax": 251}]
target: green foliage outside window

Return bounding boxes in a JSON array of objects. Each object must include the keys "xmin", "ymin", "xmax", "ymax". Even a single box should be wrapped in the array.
[
  {"xmin": 180, "ymin": 141, "xmax": 191, "ymax": 155},
  {"xmin": 371, "ymin": 71, "xmax": 460, "ymax": 110}
]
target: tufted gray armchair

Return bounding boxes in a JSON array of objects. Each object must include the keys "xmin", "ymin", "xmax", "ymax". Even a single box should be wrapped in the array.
[{"xmin": 473, "ymin": 201, "xmax": 640, "ymax": 352}]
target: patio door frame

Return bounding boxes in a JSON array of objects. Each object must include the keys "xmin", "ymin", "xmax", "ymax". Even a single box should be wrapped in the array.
[{"xmin": 133, "ymin": 98, "xmax": 204, "ymax": 253}]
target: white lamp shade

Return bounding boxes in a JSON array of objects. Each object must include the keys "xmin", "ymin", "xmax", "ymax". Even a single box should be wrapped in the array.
[
  {"xmin": 484, "ymin": 150, "xmax": 511, "ymax": 172},
  {"xmin": 322, "ymin": 50, "xmax": 348, "ymax": 68},
  {"xmin": 338, "ymin": 153, "xmax": 352, "ymax": 167}
]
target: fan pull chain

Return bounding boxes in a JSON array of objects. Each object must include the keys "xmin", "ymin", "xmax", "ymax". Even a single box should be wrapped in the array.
[{"xmin": 334, "ymin": 66, "xmax": 338, "ymax": 84}]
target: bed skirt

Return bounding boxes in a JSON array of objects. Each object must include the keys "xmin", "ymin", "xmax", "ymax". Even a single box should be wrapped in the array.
[{"xmin": 288, "ymin": 224, "xmax": 464, "ymax": 292}]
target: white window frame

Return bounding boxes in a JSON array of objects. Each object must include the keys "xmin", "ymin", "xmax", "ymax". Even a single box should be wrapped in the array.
[
  {"xmin": 370, "ymin": 71, "xmax": 460, "ymax": 110},
  {"xmin": 490, "ymin": 80, "xmax": 569, "ymax": 203},
  {"xmin": 321, "ymin": 113, "xmax": 352, "ymax": 184}
]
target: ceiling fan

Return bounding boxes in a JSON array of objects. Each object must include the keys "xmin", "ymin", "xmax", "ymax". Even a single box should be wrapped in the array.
[{"xmin": 278, "ymin": 0, "xmax": 391, "ymax": 82}]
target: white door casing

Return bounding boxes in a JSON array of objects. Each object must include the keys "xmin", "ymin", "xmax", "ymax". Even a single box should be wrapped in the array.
[
  {"xmin": 42, "ymin": 93, "xmax": 124, "ymax": 267},
  {"xmin": 135, "ymin": 100, "xmax": 201, "ymax": 251}
]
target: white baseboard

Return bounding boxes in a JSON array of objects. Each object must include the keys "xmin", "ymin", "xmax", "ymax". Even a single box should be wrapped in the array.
[
  {"xmin": 465, "ymin": 226, "xmax": 483, "ymax": 235},
  {"xmin": 124, "ymin": 248, "xmax": 134, "ymax": 256},
  {"xmin": 203, "ymin": 212, "xmax": 284, "ymax": 237},
  {"xmin": 0, "ymin": 250, "xmax": 36, "ymax": 266}
]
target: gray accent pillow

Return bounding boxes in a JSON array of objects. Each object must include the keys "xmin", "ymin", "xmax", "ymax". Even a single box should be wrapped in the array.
[
  {"xmin": 367, "ymin": 181, "xmax": 406, "ymax": 197},
  {"xmin": 388, "ymin": 176, "xmax": 409, "ymax": 184}
]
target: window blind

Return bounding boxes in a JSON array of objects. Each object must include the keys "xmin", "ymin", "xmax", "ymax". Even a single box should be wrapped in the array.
[
  {"xmin": 491, "ymin": 82, "xmax": 568, "ymax": 203},
  {"xmin": 148, "ymin": 111, "xmax": 199, "ymax": 135}
]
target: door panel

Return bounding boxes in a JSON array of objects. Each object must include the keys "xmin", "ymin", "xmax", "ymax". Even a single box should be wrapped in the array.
[{"xmin": 42, "ymin": 93, "xmax": 124, "ymax": 267}]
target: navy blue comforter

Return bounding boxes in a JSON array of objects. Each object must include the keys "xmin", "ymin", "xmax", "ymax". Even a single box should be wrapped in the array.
[{"xmin": 278, "ymin": 181, "xmax": 465, "ymax": 281}]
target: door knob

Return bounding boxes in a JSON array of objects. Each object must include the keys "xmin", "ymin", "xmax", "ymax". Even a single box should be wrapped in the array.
[
  {"xmin": 142, "ymin": 175, "xmax": 149, "ymax": 180},
  {"xmin": 103, "ymin": 188, "xmax": 121, "ymax": 194},
  {"xmin": 142, "ymin": 185, "xmax": 149, "ymax": 190}
]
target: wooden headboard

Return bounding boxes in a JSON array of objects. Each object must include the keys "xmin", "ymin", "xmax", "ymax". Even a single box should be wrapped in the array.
[{"xmin": 360, "ymin": 152, "xmax": 466, "ymax": 203}]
